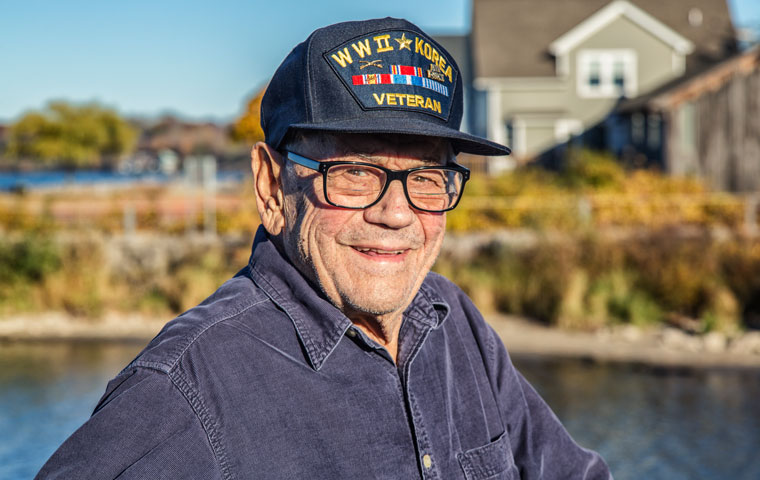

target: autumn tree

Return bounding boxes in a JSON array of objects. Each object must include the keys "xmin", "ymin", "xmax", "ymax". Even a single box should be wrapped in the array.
[
  {"xmin": 7, "ymin": 101, "xmax": 138, "ymax": 168},
  {"xmin": 231, "ymin": 87, "xmax": 266, "ymax": 144}
]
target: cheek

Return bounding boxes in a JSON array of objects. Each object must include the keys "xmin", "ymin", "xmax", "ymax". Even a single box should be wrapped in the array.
[
  {"xmin": 298, "ymin": 206, "xmax": 357, "ymax": 261},
  {"xmin": 419, "ymin": 213, "xmax": 446, "ymax": 250},
  {"xmin": 309, "ymin": 208, "xmax": 355, "ymax": 241}
]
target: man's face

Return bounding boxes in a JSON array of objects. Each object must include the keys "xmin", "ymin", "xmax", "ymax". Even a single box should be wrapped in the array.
[{"xmin": 281, "ymin": 133, "xmax": 451, "ymax": 318}]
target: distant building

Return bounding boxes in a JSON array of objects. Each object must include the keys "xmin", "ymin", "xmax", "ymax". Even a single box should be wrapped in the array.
[
  {"xmin": 605, "ymin": 47, "xmax": 760, "ymax": 192},
  {"xmin": 129, "ymin": 116, "xmax": 249, "ymax": 173},
  {"xmin": 470, "ymin": 0, "xmax": 737, "ymax": 161}
]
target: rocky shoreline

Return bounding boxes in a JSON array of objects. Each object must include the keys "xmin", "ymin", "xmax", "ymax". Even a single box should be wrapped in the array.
[
  {"xmin": 0, "ymin": 312, "xmax": 166, "ymax": 343},
  {"xmin": 2, "ymin": 311, "xmax": 759, "ymax": 369},
  {"xmin": 489, "ymin": 315, "xmax": 760, "ymax": 369}
]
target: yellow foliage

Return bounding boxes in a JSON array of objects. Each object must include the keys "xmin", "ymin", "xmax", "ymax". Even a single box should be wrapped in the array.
[
  {"xmin": 232, "ymin": 87, "xmax": 266, "ymax": 144},
  {"xmin": 448, "ymin": 152, "xmax": 748, "ymax": 232}
]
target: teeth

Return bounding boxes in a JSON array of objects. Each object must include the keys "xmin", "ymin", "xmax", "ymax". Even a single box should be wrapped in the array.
[{"xmin": 355, "ymin": 247, "xmax": 403, "ymax": 254}]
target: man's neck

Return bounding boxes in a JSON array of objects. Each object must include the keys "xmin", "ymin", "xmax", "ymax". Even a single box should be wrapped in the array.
[{"xmin": 349, "ymin": 311, "xmax": 403, "ymax": 363}]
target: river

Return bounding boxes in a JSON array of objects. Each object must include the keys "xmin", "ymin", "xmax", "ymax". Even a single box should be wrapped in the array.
[{"xmin": 2, "ymin": 342, "xmax": 759, "ymax": 479}]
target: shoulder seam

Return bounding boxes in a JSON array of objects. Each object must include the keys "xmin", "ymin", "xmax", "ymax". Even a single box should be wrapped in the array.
[
  {"xmin": 169, "ymin": 367, "xmax": 234, "ymax": 480},
  {"xmin": 133, "ymin": 297, "xmax": 270, "ymax": 374},
  {"xmin": 168, "ymin": 298, "xmax": 270, "ymax": 371}
]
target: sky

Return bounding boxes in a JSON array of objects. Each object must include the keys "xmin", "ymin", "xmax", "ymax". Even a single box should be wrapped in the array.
[{"xmin": 1, "ymin": 0, "xmax": 759, "ymax": 124}]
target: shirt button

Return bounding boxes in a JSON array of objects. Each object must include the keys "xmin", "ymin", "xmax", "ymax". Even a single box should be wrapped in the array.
[
  {"xmin": 345, "ymin": 329, "xmax": 357, "ymax": 338},
  {"xmin": 422, "ymin": 454, "xmax": 432, "ymax": 469}
]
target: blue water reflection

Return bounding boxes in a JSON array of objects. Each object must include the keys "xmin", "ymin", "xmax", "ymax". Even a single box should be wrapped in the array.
[
  {"xmin": 0, "ymin": 170, "xmax": 246, "ymax": 191},
  {"xmin": 0, "ymin": 342, "xmax": 145, "ymax": 479},
  {"xmin": 2, "ymin": 342, "xmax": 759, "ymax": 479},
  {"xmin": 514, "ymin": 356, "xmax": 760, "ymax": 480}
]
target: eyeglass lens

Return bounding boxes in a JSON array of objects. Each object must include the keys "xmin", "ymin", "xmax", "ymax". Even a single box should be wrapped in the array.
[{"xmin": 325, "ymin": 164, "xmax": 463, "ymax": 211}]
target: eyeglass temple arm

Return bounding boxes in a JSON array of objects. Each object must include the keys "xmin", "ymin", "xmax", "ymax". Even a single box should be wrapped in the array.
[{"xmin": 285, "ymin": 152, "xmax": 321, "ymax": 171}]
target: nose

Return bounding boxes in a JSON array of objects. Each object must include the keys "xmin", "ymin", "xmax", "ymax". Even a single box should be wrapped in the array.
[{"xmin": 363, "ymin": 179, "xmax": 415, "ymax": 229}]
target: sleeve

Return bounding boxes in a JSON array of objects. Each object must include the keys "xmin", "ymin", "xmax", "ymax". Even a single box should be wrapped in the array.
[
  {"xmin": 483, "ymin": 322, "xmax": 613, "ymax": 480},
  {"xmin": 35, "ymin": 367, "xmax": 223, "ymax": 480}
]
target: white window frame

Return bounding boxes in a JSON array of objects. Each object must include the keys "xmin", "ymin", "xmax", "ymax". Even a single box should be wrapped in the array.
[{"xmin": 576, "ymin": 49, "xmax": 637, "ymax": 98}]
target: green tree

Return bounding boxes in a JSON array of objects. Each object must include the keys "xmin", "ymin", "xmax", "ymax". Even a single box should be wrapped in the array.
[{"xmin": 7, "ymin": 101, "xmax": 138, "ymax": 168}]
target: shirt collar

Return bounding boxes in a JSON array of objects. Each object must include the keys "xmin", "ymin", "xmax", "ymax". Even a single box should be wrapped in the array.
[
  {"xmin": 245, "ymin": 226, "xmax": 450, "ymax": 370},
  {"xmin": 404, "ymin": 278, "xmax": 450, "ymax": 330}
]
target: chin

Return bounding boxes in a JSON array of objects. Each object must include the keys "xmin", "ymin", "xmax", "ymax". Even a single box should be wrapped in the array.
[
  {"xmin": 340, "ymin": 286, "xmax": 412, "ymax": 317},
  {"xmin": 348, "ymin": 299, "xmax": 403, "ymax": 316}
]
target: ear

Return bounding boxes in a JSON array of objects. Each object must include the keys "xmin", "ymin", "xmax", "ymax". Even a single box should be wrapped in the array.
[{"xmin": 251, "ymin": 142, "xmax": 286, "ymax": 236}]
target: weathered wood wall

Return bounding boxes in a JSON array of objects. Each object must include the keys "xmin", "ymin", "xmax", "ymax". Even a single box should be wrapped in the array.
[{"xmin": 665, "ymin": 54, "xmax": 760, "ymax": 192}]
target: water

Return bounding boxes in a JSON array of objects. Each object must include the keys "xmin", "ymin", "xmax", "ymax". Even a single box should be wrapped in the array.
[
  {"xmin": 514, "ymin": 357, "xmax": 760, "ymax": 479},
  {"xmin": 2, "ymin": 343, "xmax": 759, "ymax": 479},
  {"xmin": 0, "ymin": 170, "xmax": 246, "ymax": 191},
  {"xmin": 0, "ymin": 342, "xmax": 145, "ymax": 479}
]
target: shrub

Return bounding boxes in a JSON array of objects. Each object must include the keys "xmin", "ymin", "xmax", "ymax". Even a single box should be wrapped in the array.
[
  {"xmin": 0, "ymin": 235, "xmax": 61, "ymax": 287},
  {"xmin": 436, "ymin": 230, "xmax": 759, "ymax": 331},
  {"xmin": 561, "ymin": 149, "xmax": 626, "ymax": 191}
]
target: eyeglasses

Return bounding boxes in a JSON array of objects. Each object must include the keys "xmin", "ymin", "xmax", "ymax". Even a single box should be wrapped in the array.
[{"xmin": 284, "ymin": 151, "xmax": 470, "ymax": 213}]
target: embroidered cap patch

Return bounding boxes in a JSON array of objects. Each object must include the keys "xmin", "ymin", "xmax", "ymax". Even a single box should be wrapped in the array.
[{"xmin": 324, "ymin": 30, "xmax": 457, "ymax": 120}]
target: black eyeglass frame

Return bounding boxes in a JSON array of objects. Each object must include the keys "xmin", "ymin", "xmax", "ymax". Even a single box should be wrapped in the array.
[{"xmin": 283, "ymin": 151, "xmax": 471, "ymax": 213}]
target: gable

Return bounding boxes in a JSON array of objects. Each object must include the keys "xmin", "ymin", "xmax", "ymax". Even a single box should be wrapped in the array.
[
  {"xmin": 549, "ymin": 0, "xmax": 693, "ymax": 58},
  {"xmin": 472, "ymin": 0, "xmax": 737, "ymax": 80}
]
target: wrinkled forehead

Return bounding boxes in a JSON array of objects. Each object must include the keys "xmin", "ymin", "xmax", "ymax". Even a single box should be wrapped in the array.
[{"xmin": 292, "ymin": 131, "xmax": 454, "ymax": 164}]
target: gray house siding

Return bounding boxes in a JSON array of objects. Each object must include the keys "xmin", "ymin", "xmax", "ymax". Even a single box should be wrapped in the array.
[
  {"xmin": 471, "ymin": 0, "xmax": 737, "ymax": 163},
  {"xmin": 486, "ymin": 14, "xmax": 688, "ymax": 159}
]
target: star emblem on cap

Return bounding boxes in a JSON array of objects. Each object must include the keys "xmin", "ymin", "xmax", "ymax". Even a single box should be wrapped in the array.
[{"xmin": 395, "ymin": 33, "xmax": 412, "ymax": 51}]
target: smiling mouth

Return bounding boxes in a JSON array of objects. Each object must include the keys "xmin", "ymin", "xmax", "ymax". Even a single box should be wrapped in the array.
[{"xmin": 351, "ymin": 246, "xmax": 408, "ymax": 256}]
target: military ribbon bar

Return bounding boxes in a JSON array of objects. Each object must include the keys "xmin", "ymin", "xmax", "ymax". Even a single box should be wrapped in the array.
[{"xmin": 351, "ymin": 73, "xmax": 449, "ymax": 97}]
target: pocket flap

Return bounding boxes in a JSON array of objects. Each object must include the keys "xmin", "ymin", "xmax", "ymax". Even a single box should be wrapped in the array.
[{"xmin": 457, "ymin": 432, "xmax": 517, "ymax": 480}]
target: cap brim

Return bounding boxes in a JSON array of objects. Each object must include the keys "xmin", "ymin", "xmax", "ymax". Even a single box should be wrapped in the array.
[{"xmin": 288, "ymin": 118, "xmax": 511, "ymax": 156}]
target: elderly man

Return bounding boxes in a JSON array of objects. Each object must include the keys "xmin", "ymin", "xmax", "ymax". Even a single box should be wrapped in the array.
[{"xmin": 38, "ymin": 18, "xmax": 611, "ymax": 479}]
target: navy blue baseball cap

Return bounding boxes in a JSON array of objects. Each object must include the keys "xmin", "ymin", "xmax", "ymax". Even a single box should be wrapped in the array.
[{"xmin": 261, "ymin": 17, "xmax": 511, "ymax": 156}]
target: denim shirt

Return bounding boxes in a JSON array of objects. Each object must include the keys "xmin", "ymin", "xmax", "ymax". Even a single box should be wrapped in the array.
[{"xmin": 37, "ymin": 227, "xmax": 611, "ymax": 480}]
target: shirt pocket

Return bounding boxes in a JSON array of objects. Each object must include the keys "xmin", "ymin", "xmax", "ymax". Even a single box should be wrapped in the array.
[{"xmin": 457, "ymin": 432, "xmax": 519, "ymax": 480}]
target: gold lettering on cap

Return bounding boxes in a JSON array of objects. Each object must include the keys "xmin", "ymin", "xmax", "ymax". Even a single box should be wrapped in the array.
[
  {"xmin": 413, "ymin": 37, "xmax": 453, "ymax": 83},
  {"xmin": 415, "ymin": 36, "xmax": 424, "ymax": 54},
  {"xmin": 373, "ymin": 34, "xmax": 394, "ymax": 53},
  {"xmin": 331, "ymin": 48, "xmax": 353, "ymax": 68},
  {"xmin": 373, "ymin": 92, "xmax": 441, "ymax": 113},
  {"xmin": 351, "ymin": 39, "xmax": 372, "ymax": 58}
]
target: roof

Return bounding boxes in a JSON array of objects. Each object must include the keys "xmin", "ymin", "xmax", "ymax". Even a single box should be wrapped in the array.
[
  {"xmin": 617, "ymin": 46, "xmax": 760, "ymax": 113},
  {"xmin": 549, "ymin": 1, "xmax": 693, "ymax": 57},
  {"xmin": 472, "ymin": 0, "xmax": 737, "ymax": 79},
  {"xmin": 433, "ymin": 34, "xmax": 472, "ymax": 82}
]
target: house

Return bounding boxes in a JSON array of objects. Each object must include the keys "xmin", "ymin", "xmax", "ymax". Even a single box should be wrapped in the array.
[
  {"xmin": 470, "ymin": 0, "xmax": 738, "ymax": 161},
  {"xmin": 605, "ymin": 47, "xmax": 760, "ymax": 192}
]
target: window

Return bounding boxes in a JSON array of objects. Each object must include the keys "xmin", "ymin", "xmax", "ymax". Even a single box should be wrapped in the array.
[
  {"xmin": 577, "ymin": 49, "xmax": 637, "ymax": 98},
  {"xmin": 613, "ymin": 60, "xmax": 625, "ymax": 90},
  {"xmin": 589, "ymin": 60, "xmax": 601, "ymax": 87}
]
